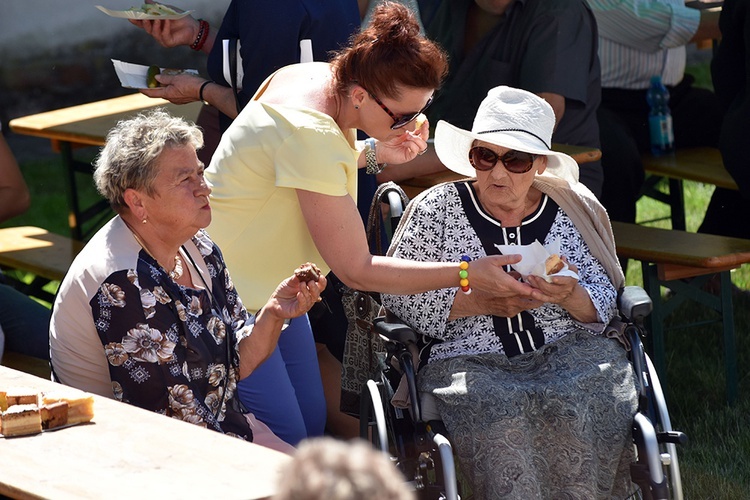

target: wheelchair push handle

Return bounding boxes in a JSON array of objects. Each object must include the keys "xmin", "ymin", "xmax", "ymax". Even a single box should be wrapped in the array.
[{"xmin": 373, "ymin": 316, "xmax": 419, "ymax": 344}]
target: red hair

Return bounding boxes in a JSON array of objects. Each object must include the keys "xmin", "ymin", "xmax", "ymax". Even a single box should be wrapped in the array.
[{"xmin": 330, "ymin": 2, "xmax": 448, "ymax": 99}]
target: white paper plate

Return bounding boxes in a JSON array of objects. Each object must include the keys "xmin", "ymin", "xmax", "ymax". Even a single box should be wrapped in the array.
[
  {"xmin": 111, "ymin": 59, "xmax": 199, "ymax": 89},
  {"xmin": 96, "ymin": 5, "xmax": 194, "ymax": 20}
]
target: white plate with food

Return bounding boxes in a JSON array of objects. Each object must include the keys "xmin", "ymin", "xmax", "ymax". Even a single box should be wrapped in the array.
[
  {"xmin": 96, "ymin": 4, "xmax": 194, "ymax": 20},
  {"xmin": 112, "ymin": 59, "xmax": 199, "ymax": 89}
]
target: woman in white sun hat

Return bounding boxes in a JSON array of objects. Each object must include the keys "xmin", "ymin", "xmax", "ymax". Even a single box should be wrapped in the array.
[{"xmin": 381, "ymin": 86, "xmax": 637, "ymax": 498}]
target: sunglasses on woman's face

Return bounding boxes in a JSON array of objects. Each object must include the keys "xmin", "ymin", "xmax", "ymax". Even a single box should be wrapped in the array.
[
  {"xmin": 366, "ymin": 89, "xmax": 433, "ymax": 129},
  {"xmin": 468, "ymin": 146, "xmax": 538, "ymax": 174}
]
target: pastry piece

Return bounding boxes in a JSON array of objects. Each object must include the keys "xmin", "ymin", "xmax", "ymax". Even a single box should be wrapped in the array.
[
  {"xmin": 41, "ymin": 400, "xmax": 69, "ymax": 430},
  {"xmin": 414, "ymin": 113, "xmax": 428, "ymax": 129},
  {"xmin": 0, "ymin": 391, "xmax": 7, "ymax": 412},
  {"xmin": 4, "ymin": 387, "xmax": 39, "ymax": 408},
  {"xmin": 294, "ymin": 262, "xmax": 321, "ymax": 282},
  {"xmin": 1, "ymin": 404, "xmax": 42, "ymax": 437},
  {"xmin": 545, "ymin": 254, "xmax": 564, "ymax": 275},
  {"xmin": 41, "ymin": 392, "xmax": 95, "ymax": 425}
]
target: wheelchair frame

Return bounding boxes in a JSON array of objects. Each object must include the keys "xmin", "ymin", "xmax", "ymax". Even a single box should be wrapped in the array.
[{"xmin": 360, "ymin": 286, "xmax": 686, "ymax": 500}]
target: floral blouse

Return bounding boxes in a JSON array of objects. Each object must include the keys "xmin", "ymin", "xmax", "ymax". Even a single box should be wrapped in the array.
[
  {"xmin": 91, "ymin": 229, "xmax": 255, "ymax": 440},
  {"xmin": 381, "ymin": 181, "xmax": 618, "ymax": 364}
]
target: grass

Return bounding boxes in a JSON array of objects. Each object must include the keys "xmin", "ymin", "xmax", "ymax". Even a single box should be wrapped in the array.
[{"xmin": 4, "ymin": 141, "xmax": 750, "ymax": 498}]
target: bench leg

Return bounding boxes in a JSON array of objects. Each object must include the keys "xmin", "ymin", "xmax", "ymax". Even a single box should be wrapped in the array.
[
  {"xmin": 642, "ymin": 262, "xmax": 737, "ymax": 405},
  {"xmin": 637, "ymin": 176, "xmax": 686, "ymax": 230},
  {"xmin": 719, "ymin": 272, "xmax": 738, "ymax": 405},
  {"xmin": 642, "ymin": 263, "xmax": 667, "ymax": 384},
  {"xmin": 667, "ymin": 178, "xmax": 686, "ymax": 231}
]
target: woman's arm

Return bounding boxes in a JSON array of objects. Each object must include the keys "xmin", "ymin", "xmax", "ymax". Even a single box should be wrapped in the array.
[
  {"xmin": 297, "ymin": 189, "xmax": 531, "ymax": 296},
  {"xmin": 237, "ymin": 273, "xmax": 325, "ymax": 380},
  {"xmin": 140, "ymin": 75, "xmax": 240, "ymax": 119}
]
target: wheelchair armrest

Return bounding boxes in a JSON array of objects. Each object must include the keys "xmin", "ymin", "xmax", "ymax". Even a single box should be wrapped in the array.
[
  {"xmin": 618, "ymin": 286, "xmax": 653, "ymax": 324},
  {"xmin": 373, "ymin": 316, "xmax": 418, "ymax": 344}
]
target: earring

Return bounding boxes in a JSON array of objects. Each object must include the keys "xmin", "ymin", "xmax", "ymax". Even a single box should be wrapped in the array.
[
  {"xmin": 142, "ymin": 218, "xmax": 147, "ymax": 224},
  {"xmin": 354, "ymin": 105, "xmax": 359, "ymax": 109}
]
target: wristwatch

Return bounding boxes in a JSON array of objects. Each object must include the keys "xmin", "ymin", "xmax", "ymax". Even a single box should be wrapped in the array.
[{"xmin": 364, "ymin": 138, "xmax": 387, "ymax": 175}]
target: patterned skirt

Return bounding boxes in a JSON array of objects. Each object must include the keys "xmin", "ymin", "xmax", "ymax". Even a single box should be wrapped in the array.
[{"xmin": 419, "ymin": 331, "xmax": 638, "ymax": 499}]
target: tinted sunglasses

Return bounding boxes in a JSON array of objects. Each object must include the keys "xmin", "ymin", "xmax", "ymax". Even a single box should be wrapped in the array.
[
  {"xmin": 366, "ymin": 88, "xmax": 433, "ymax": 129},
  {"xmin": 468, "ymin": 146, "xmax": 538, "ymax": 174}
]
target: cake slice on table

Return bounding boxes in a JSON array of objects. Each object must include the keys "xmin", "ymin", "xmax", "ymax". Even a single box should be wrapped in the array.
[
  {"xmin": 1, "ymin": 403, "xmax": 42, "ymax": 437},
  {"xmin": 2, "ymin": 387, "xmax": 39, "ymax": 408},
  {"xmin": 41, "ymin": 391, "xmax": 95, "ymax": 425},
  {"xmin": 41, "ymin": 400, "xmax": 69, "ymax": 430}
]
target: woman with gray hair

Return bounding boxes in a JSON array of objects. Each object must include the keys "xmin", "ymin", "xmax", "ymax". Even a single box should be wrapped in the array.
[{"xmin": 50, "ymin": 109, "xmax": 325, "ymax": 450}]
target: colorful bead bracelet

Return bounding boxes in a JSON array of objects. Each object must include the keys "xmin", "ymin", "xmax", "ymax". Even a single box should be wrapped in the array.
[{"xmin": 459, "ymin": 255, "xmax": 472, "ymax": 294}]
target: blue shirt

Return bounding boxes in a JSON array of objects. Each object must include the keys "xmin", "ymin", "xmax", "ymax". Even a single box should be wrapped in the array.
[{"xmin": 206, "ymin": 0, "xmax": 360, "ymax": 131}]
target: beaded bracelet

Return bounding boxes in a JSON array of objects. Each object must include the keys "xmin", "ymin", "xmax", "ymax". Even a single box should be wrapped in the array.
[
  {"xmin": 459, "ymin": 255, "xmax": 472, "ymax": 294},
  {"xmin": 190, "ymin": 19, "xmax": 209, "ymax": 51}
]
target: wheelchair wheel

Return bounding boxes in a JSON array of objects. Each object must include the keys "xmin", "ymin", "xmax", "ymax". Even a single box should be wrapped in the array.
[
  {"xmin": 629, "ymin": 328, "xmax": 686, "ymax": 500},
  {"xmin": 360, "ymin": 368, "xmax": 460, "ymax": 499}
]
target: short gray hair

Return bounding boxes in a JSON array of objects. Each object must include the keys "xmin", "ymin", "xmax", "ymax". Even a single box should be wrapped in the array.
[
  {"xmin": 93, "ymin": 108, "xmax": 203, "ymax": 211},
  {"xmin": 274, "ymin": 437, "xmax": 415, "ymax": 500}
]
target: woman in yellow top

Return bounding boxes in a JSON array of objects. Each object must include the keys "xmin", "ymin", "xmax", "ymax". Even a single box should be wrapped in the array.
[{"xmin": 205, "ymin": 3, "xmax": 536, "ymax": 443}]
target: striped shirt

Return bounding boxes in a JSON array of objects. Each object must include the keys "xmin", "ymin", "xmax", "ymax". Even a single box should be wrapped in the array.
[{"xmin": 588, "ymin": 0, "xmax": 700, "ymax": 88}]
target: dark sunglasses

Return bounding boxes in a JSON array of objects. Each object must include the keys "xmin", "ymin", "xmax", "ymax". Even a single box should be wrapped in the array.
[
  {"xmin": 365, "ymin": 88, "xmax": 433, "ymax": 129},
  {"xmin": 468, "ymin": 146, "xmax": 538, "ymax": 174}
]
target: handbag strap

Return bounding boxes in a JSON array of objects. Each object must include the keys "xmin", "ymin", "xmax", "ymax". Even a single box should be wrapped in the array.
[{"xmin": 366, "ymin": 181, "xmax": 410, "ymax": 256}]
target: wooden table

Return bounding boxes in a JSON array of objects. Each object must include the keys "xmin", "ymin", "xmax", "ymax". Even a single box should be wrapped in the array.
[
  {"xmin": 398, "ymin": 143, "xmax": 602, "ymax": 199},
  {"xmin": 0, "ymin": 365, "xmax": 290, "ymax": 500},
  {"xmin": 9, "ymin": 94, "xmax": 203, "ymax": 241},
  {"xmin": 640, "ymin": 147, "xmax": 737, "ymax": 230}
]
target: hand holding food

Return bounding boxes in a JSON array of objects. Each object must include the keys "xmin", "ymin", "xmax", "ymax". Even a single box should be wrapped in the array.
[{"xmin": 294, "ymin": 262, "xmax": 322, "ymax": 283}]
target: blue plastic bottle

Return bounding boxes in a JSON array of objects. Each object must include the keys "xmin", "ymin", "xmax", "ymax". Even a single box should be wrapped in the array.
[{"xmin": 646, "ymin": 75, "xmax": 674, "ymax": 156}]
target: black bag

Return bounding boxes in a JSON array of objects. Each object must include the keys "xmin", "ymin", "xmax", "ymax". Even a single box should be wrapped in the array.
[{"xmin": 337, "ymin": 182, "xmax": 410, "ymax": 416}]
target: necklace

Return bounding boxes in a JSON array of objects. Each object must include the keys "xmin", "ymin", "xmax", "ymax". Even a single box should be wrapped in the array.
[
  {"xmin": 169, "ymin": 254, "xmax": 184, "ymax": 280},
  {"xmin": 125, "ymin": 220, "xmax": 184, "ymax": 281}
]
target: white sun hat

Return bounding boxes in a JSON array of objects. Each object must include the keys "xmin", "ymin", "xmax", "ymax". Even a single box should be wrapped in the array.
[{"xmin": 434, "ymin": 86, "xmax": 580, "ymax": 185}]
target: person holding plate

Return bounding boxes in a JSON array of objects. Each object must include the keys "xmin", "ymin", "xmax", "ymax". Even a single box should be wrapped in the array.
[{"xmin": 381, "ymin": 86, "xmax": 638, "ymax": 499}]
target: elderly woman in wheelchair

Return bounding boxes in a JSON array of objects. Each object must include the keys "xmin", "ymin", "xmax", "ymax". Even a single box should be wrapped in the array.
[{"xmin": 380, "ymin": 86, "xmax": 638, "ymax": 499}]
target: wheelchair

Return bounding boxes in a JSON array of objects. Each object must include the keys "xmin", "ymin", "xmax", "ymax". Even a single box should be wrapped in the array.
[{"xmin": 359, "ymin": 285, "xmax": 687, "ymax": 500}]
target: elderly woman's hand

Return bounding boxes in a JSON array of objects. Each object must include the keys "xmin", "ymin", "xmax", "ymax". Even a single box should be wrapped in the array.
[
  {"xmin": 525, "ymin": 261, "xmax": 599, "ymax": 323},
  {"xmin": 449, "ymin": 288, "xmax": 544, "ymax": 320},
  {"xmin": 266, "ymin": 271, "xmax": 327, "ymax": 320},
  {"xmin": 469, "ymin": 254, "xmax": 536, "ymax": 298},
  {"xmin": 449, "ymin": 256, "xmax": 539, "ymax": 319}
]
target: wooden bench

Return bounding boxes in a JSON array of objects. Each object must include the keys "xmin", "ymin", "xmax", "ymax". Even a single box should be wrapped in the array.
[
  {"xmin": 0, "ymin": 226, "xmax": 83, "ymax": 303},
  {"xmin": 612, "ymin": 221, "xmax": 750, "ymax": 405},
  {"xmin": 640, "ymin": 147, "xmax": 737, "ymax": 230}
]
